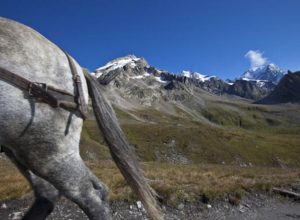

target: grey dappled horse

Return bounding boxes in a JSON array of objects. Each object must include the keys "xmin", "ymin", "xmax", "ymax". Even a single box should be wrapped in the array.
[{"xmin": 0, "ymin": 17, "xmax": 162, "ymax": 220}]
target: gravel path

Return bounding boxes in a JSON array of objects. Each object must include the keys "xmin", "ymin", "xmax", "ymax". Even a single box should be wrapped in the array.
[{"xmin": 1, "ymin": 190, "xmax": 300, "ymax": 220}]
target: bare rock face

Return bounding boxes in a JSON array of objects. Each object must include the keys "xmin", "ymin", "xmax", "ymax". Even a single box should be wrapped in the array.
[
  {"xmin": 225, "ymin": 80, "xmax": 276, "ymax": 100},
  {"xmin": 256, "ymin": 71, "xmax": 300, "ymax": 104}
]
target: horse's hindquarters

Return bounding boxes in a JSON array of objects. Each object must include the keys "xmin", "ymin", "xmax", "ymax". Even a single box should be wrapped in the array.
[
  {"xmin": 0, "ymin": 81, "xmax": 83, "ymax": 156},
  {"xmin": 0, "ymin": 82, "xmax": 31, "ymax": 145}
]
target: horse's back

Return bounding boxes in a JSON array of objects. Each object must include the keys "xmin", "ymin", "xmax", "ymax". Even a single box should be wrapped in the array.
[
  {"xmin": 0, "ymin": 17, "xmax": 87, "ymax": 151},
  {"xmin": 0, "ymin": 17, "xmax": 77, "ymax": 94}
]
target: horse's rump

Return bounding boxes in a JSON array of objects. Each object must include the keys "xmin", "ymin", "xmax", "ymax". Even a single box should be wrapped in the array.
[{"xmin": 0, "ymin": 17, "xmax": 87, "ymax": 151}]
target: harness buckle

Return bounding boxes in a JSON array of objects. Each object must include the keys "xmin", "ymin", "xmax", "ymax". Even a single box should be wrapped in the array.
[
  {"xmin": 73, "ymin": 75, "xmax": 81, "ymax": 83},
  {"xmin": 27, "ymin": 82, "xmax": 59, "ymax": 107},
  {"xmin": 28, "ymin": 82, "xmax": 48, "ymax": 96},
  {"xmin": 28, "ymin": 83, "xmax": 33, "ymax": 96}
]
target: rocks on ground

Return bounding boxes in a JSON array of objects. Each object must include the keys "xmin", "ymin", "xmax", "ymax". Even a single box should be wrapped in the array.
[{"xmin": 1, "ymin": 189, "xmax": 300, "ymax": 220}]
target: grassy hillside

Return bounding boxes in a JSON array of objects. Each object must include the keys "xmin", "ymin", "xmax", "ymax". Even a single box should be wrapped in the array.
[{"xmin": 80, "ymin": 99, "xmax": 300, "ymax": 167}]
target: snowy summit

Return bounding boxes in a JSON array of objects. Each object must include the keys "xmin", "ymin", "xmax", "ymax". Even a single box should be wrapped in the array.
[
  {"xmin": 241, "ymin": 63, "xmax": 286, "ymax": 84},
  {"xmin": 180, "ymin": 70, "xmax": 216, "ymax": 82},
  {"xmin": 92, "ymin": 55, "xmax": 142, "ymax": 78}
]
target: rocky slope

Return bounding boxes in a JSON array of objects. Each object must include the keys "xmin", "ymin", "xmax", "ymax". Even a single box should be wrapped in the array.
[
  {"xmin": 256, "ymin": 71, "xmax": 300, "ymax": 104},
  {"xmin": 225, "ymin": 79, "xmax": 275, "ymax": 100}
]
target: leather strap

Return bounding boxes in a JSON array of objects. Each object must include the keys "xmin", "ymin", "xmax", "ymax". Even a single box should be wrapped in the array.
[
  {"xmin": 0, "ymin": 50, "xmax": 88, "ymax": 119},
  {"xmin": 64, "ymin": 52, "xmax": 88, "ymax": 119},
  {"xmin": 0, "ymin": 66, "xmax": 77, "ymax": 108},
  {"xmin": 0, "ymin": 59, "xmax": 87, "ymax": 119}
]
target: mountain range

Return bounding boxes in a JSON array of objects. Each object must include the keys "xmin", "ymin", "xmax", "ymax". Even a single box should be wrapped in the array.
[
  {"xmin": 90, "ymin": 55, "xmax": 297, "ymax": 103},
  {"xmin": 80, "ymin": 55, "xmax": 300, "ymax": 167}
]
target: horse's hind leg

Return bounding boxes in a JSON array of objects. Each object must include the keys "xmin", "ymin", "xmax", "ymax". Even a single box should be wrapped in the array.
[
  {"xmin": 22, "ymin": 177, "xmax": 59, "ymax": 220},
  {"xmin": 21, "ymin": 175, "xmax": 60, "ymax": 220},
  {"xmin": 3, "ymin": 147, "xmax": 60, "ymax": 220},
  {"xmin": 23, "ymin": 147, "xmax": 110, "ymax": 220}
]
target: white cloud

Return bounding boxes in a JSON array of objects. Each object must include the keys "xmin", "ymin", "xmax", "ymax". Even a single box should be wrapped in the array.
[{"xmin": 245, "ymin": 50, "xmax": 268, "ymax": 69}]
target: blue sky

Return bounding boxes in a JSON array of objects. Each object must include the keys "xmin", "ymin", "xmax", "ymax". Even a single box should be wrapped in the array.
[{"xmin": 1, "ymin": 0, "xmax": 300, "ymax": 79}]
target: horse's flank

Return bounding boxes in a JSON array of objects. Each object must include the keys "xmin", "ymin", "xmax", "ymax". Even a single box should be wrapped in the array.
[{"xmin": 0, "ymin": 16, "xmax": 87, "ymax": 158}]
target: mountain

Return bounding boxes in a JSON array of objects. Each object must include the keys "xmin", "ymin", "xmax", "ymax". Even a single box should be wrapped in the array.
[
  {"xmin": 92, "ymin": 55, "xmax": 187, "ymax": 108},
  {"xmin": 241, "ymin": 63, "xmax": 286, "ymax": 84},
  {"xmin": 91, "ymin": 55, "xmax": 152, "ymax": 84},
  {"xmin": 256, "ymin": 71, "xmax": 300, "ymax": 104}
]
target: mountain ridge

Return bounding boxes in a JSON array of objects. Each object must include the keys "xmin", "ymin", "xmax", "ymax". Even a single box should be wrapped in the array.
[{"xmin": 91, "ymin": 55, "xmax": 277, "ymax": 102}]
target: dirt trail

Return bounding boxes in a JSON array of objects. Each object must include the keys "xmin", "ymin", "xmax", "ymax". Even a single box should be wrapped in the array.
[{"xmin": 1, "ymin": 191, "xmax": 300, "ymax": 220}]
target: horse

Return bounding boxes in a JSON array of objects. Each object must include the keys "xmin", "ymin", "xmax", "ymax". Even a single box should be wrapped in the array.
[{"xmin": 0, "ymin": 17, "xmax": 162, "ymax": 220}]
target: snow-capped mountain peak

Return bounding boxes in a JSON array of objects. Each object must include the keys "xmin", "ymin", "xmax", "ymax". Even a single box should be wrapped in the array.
[
  {"xmin": 241, "ymin": 63, "xmax": 286, "ymax": 84},
  {"xmin": 92, "ymin": 55, "xmax": 144, "ymax": 78},
  {"xmin": 180, "ymin": 70, "xmax": 216, "ymax": 82}
]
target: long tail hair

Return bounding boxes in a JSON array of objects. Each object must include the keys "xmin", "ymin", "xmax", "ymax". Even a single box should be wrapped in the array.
[{"xmin": 83, "ymin": 72, "xmax": 163, "ymax": 220}]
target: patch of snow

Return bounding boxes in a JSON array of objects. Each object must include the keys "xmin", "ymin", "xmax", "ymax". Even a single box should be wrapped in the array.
[
  {"xmin": 241, "ymin": 78, "xmax": 269, "ymax": 87},
  {"xmin": 130, "ymin": 73, "xmax": 151, "ymax": 79},
  {"xmin": 256, "ymin": 80, "xmax": 268, "ymax": 88},
  {"xmin": 181, "ymin": 70, "xmax": 192, "ymax": 78},
  {"xmin": 154, "ymin": 76, "xmax": 168, "ymax": 83},
  {"xmin": 129, "ymin": 72, "xmax": 168, "ymax": 83},
  {"xmin": 129, "ymin": 62, "xmax": 137, "ymax": 68},
  {"xmin": 180, "ymin": 70, "xmax": 215, "ymax": 82},
  {"xmin": 243, "ymin": 71, "xmax": 253, "ymax": 79},
  {"xmin": 131, "ymin": 75, "xmax": 144, "ymax": 79},
  {"xmin": 241, "ymin": 77, "xmax": 251, "ymax": 81},
  {"xmin": 268, "ymin": 63, "xmax": 278, "ymax": 71}
]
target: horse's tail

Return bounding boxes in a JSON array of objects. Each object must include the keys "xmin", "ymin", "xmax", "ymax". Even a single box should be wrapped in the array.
[{"xmin": 83, "ymin": 72, "xmax": 163, "ymax": 220}]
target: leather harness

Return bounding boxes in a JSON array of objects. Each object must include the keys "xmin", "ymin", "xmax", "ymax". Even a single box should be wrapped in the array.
[{"xmin": 0, "ymin": 52, "xmax": 88, "ymax": 119}]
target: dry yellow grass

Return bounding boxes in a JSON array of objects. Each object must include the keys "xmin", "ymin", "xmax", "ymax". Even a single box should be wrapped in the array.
[
  {"xmin": 0, "ymin": 158, "xmax": 31, "ymax": 200},
  {"xmin": 143, "ymin": 163, "xmax": 300, "ymax": 204},
  {"xmin": 88, "ymin": 161, "xmax": 300, "ymax": 205},
  {"xmin": 1, "ymin": 158, "xmax": 300, "ymax": 206}
]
